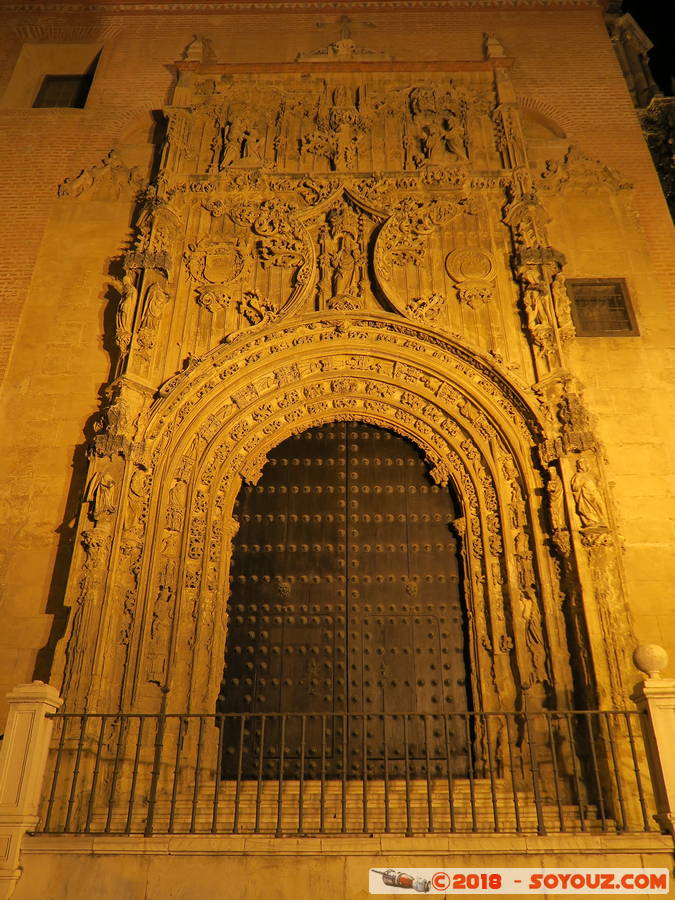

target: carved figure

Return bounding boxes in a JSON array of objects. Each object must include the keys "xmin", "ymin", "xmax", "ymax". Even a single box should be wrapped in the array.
[
  {"xmin": 571, "ymin": 458, "xmax": 606, "ymax": 528},
  {"xmin": 58, "ymin": 150, "xmax": 143, "ymax": 201},
  {"xmin": 90, "ymin": 472, "xmax": 116, "ymax": 524},
  {"xmin": 115, "ymin": 271, "xmax": 138, "ymax": 353},
  {"xmin": 551, "ymin": 273, "xmax": 576, "ymax": 342},
  {"xmin": 217, "ymin": 120, "xmax": 265, "ymax": 169},
  {"xmin": 546, "ymin": 467, "xmax": 571, "ymax": 556},
  {"xmin": 330, "ymin": 229, "xmax": 362, "ymax": 296},
  {"xmin": 241, "ymin": 123, "xmax": 264, "ymax": 163},
  {"xmin": 141, "ymin": 282, "xmax": 169, "ymax": 333},
  {"xmin": 126, "ymin": 468, "xmax": 148, "ymax": 533}
]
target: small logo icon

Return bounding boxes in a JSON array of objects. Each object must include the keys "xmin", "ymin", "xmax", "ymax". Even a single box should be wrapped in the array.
[{"xmin": 372, "ymin": 869, "xmax": 431, "ymax": 893}]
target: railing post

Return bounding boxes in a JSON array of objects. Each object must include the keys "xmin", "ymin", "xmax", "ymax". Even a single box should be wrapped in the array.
[
  {"xmin": 631, "ymin": 644, "xmax": 675, "ymax": 840},
  {"xmin": 0, "ymin": 681, "xmax": 63, "ymax": 900}
]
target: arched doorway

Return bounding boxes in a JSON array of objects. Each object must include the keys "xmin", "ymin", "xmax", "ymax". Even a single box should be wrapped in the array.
[{"xmin": 219, "ymin": 422, "xmax": 470, "ymax": 777}]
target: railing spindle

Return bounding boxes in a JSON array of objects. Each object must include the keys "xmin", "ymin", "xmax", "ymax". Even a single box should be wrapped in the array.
[
  {"xmin": 168, "ymin": 716, "xmax": 185, "ymax": 834},
  {"xmin": 546, "ymin": 713, "xmax": 565, "ymax": 832},
  {"xmin": 232, "ymin": 713, "xmax": 246, "ymax": 835},
  {"xmin": 84, "ymin": 715, "xmax": 108, "ymax": 832},
  {"xmin": 484, "ymin": 714, "xmax": 500, "ymax": 833},
  {"xmin": 275, "ymin": 714, "xmax": 287, "ymax": 837},
  {"xmin": 403, "ymin": 714, "xmax": 412, "ymax": 836},
  {"xmin": 464, "ymin": 714, "xmax": 477, "ymax": 833},
  {"xmin": 604, "ymin": 712, "xmax": 628, "ymax": 831},
  {"xmin": 341, "ymin": 713, "xmax": 347, "ymax": 834},
  {"xmin": 504, "ymin": 713, "xmax": 522, "ymax": 833},
  {"xmin": 64, "ymin": 714, "xmax": 88, "ymax": 834},
  {"xmin": 442, "ymin": 713, "xmax": 456, "ymax": 833},
  {"xmin": 319, "ymin": 714, "xmax": 326, "ymax": 835},
  {"xmin": 564, "ymin": 712, "xmax": 587, "ymax": 831},
  {"xmin": 382, "ymin": 713, "xmax": 390, "ymax": 833},
  {"xmin": 43, "ymin": 714, "xmax": 68, "ymax": 833},
  {"xmin": 523, "ymin": 710, "xmax": 547, "ymax": 836},
  {"xmin": 584, "ymin": 712, "xmax": 608, "ymax": 832},
  {"xmin": 624, "ymin": 711, "xmax": 652, "ymax": 832},
  {"xmin": 424, "ymin": 714, "xmax": 434, "ymax": 834},
  {"xmin": 298, "ymin": 714, "xmax": 306, "ymax": 834},
  {"xmin": 362, "ymin": 713, "xmax": 368, "ymax": 834},
  {"xmin": 105, "ymin": 717, "xmax": 128, "ymax": 834},
  {"xmin": 212, "ymin": 714, "xmax": 225, "ymax": 834},
  {"xmin": 255, "ymin": 714, "xmax": 266, "ymax": 834}
]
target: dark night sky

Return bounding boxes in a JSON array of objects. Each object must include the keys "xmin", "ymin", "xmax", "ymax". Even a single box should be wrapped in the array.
[{"xmin": 622, "ymin": 1, "xmax": 674, "ymax": 95}]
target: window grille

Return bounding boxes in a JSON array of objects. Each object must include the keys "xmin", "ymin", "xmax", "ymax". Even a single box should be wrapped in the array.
[
  {"xmin": 566, "ymin": 279, "xmax": 639, "ymax": 337},
  {"xmin": 33, "ymin": 74, "xmax": 92, "ymax": 109}
]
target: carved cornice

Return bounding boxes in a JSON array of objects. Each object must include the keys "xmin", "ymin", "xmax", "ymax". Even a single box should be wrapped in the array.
[
  {"xmin": 0, "ymin": 0, "xmax": 604, "ymax": 13},
  {"xmin": 175, "ymin": 60, "xmax": 514, "ymax": 75}
]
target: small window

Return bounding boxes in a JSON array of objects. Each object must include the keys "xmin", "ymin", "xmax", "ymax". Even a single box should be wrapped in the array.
[
  {"xmin": 566, "ymin": 278, "xmax": 639, "ymax": 337},
  {"xmin": 2, "ymin": 44, "xmax": 100, "ymax": 110},
  {"xmin": 33, "ymin": 74, "xmax": 92, "ymax": 108}
]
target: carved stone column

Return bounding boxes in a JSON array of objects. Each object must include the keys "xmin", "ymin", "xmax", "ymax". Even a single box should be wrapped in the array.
[
  {"xmin": 631, "ymin": 645, "xmax": 675, "ymax": 840},
  {"xmin": 0, "ymin": 682, "xmax": 63, "ymax": 900}
]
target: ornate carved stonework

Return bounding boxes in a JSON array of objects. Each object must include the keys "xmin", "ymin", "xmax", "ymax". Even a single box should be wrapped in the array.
[{"xmin": 52, "ymin": 42, "xmax": 636, "ymax": 722}]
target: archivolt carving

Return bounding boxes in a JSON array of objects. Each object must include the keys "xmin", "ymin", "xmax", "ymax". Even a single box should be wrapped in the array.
[{"xmin": 57, "ymin": 313, "xmax": 576, "ymax": 714}]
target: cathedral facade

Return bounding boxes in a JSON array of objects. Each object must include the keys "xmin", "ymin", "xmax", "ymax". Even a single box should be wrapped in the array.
[{"xmin": 0, "ymin": 1, "xmax": 673, "ymax": 896}]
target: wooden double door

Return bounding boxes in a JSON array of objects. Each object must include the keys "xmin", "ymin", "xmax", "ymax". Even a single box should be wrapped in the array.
[{"xmin": 219, "ymin": 422, "xmax": 469, "ymax": 778}]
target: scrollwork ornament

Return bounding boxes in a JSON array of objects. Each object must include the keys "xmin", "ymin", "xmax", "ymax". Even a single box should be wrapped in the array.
[{"xmin": 405, "ymin": 292, "xmax": 445, "ymax": 325}]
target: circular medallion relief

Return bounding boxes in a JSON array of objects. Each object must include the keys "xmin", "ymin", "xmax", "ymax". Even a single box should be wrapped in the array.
[{"xmin": 445, "ymin": 248, "xmax": 495, "ymax": 283}]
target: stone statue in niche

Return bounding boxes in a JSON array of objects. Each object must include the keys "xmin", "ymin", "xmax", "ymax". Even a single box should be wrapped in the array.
[
  {"xmin": 114, "ymin": 270, "xmax": 138, "ymax": 355},
  {"xmin": 546, "ymin": 466, "xmax": 571, "ymax": 556},
  {"xmin": 328, "ymin": 209, "xmax": 364, "ymax": 298},
  {"xmin": 316, "ymin": 204, "xmax": 367, "ymax": 306},
  {"xmin": 88, "ymin": 472, "xmax": 117, "ymax": 525},
  {"xmin": 571, "ymin": 458, "xmax": 607, "ymax": 529},
  {"xmin": 125, "ymin": 467, "xmax": 148, "ymax": 535},
  {"xmin": 136, "ymin": 281, "xmax": 170, "ymax": 360},
  {"xmin": 141, "ymin": 281, "xmax": 169, "ymax": 332},
  {"xmin": 516, "ymin": 265, "xmax": 557, "ymax": 360}
]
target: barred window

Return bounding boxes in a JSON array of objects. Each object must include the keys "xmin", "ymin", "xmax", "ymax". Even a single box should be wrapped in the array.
[
  {"xmin": 566, "ymin": 279, "xmax": 639, "ymax": 337},
  {"xmin": 33, "ymin": 74, "xmax": 92, "ymax": 109}
]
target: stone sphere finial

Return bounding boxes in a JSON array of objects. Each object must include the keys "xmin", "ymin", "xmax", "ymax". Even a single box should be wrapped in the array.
[{"xmin": 633, "ymin": 644, "xmax": 669, "ymax": 679}]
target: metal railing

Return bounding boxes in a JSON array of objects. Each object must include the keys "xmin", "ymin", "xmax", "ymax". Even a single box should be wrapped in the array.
[{"xmin": 37, "ymin": 710, "xmax": 656, "ymax": 837}]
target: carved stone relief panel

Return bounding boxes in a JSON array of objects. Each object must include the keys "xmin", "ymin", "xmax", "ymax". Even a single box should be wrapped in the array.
[{"xmin": 171, "ymin": 73, "xmax": 500, "ymax": 178}]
